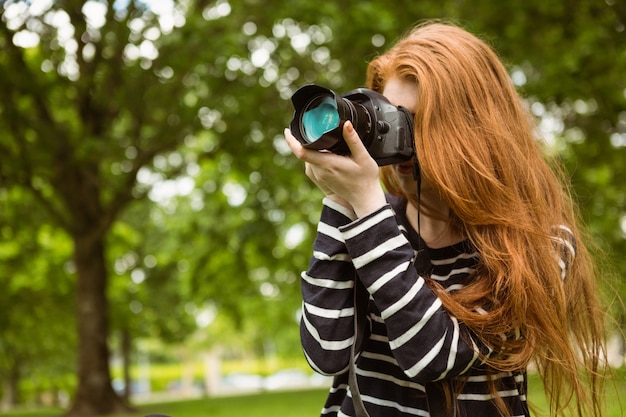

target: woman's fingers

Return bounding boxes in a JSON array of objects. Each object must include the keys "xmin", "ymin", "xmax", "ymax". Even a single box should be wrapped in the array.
[
  {"xmin": 284, "ymin": 127, "xmax": 306, "ymax": 158},
  {"xmin": 284, "ymin": 124, "xmax": 383, "ymax": 216},
  {"xmin": 284, "ymin": 127, "xmax": 332, "ymax": 165}
]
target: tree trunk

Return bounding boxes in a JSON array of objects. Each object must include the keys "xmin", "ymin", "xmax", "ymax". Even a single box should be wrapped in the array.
[
  {"xmin": 64, "ymin": 234, "xmax": 133, "ymax": 417},
  {"xmin": 121, "ymin": 327, "xmax": 132, "ymax": 402},
  {"xmin": 1, "ymin": 360, "xmax": 20, "ymax": 411}
]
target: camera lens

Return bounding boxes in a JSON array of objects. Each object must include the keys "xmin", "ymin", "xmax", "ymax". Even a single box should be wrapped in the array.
[{"xmin": 301, "ymin": 96, "xmax": 340, "ymax": 143}]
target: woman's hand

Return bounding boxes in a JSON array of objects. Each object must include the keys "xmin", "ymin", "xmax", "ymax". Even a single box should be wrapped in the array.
[{"xmin": 284, "ymin": 121, "xmax": 387, "ymax": 218}]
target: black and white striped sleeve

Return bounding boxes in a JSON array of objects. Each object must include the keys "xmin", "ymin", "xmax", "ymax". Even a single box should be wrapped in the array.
[{"xmin": 300, "ymin": 198, "xmax": 359, "ymax": 375}]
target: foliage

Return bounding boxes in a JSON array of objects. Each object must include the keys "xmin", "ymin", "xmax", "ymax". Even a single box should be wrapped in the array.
[
  {"xmin": 0, "ymin": 186, "xmax": 76, "ymax": 405},
  {"xmin": 0, "ymin": 0, "xmax": 624, "ymax": 414}
]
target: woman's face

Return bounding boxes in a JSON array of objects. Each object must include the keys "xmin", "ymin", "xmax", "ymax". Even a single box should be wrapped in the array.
[{"xmin": 382, "ymin": 77, "xmax": 423, "ymax": 196}]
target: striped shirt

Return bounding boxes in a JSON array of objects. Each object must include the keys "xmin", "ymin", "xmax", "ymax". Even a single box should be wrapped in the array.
[{"xmin": 300, "ymin": 195, "xmax": 531, "ymax": 417}]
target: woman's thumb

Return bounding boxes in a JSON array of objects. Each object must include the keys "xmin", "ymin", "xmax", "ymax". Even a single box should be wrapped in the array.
[{"xmin": 343, "ymin": 121, "xmax": 368, "ymax": 158}]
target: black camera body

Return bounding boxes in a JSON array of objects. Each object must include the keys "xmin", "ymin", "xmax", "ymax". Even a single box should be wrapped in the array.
[{"xmin": 289, "ymin": 84, "xmax": 415, "ymax": 166}]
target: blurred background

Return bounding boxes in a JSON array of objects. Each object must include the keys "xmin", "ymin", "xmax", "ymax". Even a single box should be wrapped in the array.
[{"xmin": 0, "ymin": 0, "xmax": 624, "ymax": 416}]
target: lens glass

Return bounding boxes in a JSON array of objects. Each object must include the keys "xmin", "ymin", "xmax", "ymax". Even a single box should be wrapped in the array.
[{"xmin": 302, "ymin": 97, "xmax": 339, "ymax": 142}]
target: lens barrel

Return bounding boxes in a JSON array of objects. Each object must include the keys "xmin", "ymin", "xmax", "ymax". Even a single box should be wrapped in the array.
[{"xmin": 290, "ymin": 84, "xmax": 368, "ymax": 155}]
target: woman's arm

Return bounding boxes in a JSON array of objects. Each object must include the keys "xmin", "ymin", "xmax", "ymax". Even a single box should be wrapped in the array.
[{"xmin": 300, "ymin": 198, "xmax": 359, "ymax": 375}]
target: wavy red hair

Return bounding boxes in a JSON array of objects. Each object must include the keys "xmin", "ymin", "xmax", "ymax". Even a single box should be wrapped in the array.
[{"xmin": 367, "ymin": 21, "xmax": 607, "ymax": 417}]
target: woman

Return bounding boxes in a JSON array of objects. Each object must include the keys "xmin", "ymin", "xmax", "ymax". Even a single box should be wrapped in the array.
[{"xmin": 284, "ymin": 21, "xmax": 606, "ymax": 417}]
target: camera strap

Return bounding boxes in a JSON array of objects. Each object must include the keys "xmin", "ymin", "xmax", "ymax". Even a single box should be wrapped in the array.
[{"xmin": 349, "ymin": 278, "xmax": 370, "ymax": 417}]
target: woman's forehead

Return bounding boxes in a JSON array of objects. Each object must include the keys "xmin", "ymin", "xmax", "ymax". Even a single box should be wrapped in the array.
[{"xmin": 382, "ymin": 77, "xmax": 419, "ymax": 111}]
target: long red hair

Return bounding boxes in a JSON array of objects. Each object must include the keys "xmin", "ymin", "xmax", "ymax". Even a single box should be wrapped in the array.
[{"xmin": 367, "ymin": 21, "xmax": 606, "ymax": 417}]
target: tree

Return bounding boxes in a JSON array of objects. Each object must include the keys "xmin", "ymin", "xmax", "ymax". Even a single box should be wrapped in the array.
[
  {"xmin": 0, "ymin": 1, "xmax": 222, "ymax": 414},
  {"xmin": 0, "ymin": 0, "xmax": 331, "ymax": 414}
]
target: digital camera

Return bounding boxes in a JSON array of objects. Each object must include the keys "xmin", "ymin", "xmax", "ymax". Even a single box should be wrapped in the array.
[{"xmin": 289, "ymin": 84, "xmax": 415, "ymax": 166}]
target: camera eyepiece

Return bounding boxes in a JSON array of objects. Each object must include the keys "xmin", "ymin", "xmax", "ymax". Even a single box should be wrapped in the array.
[{"xmin": 289, "ymin": 84, "xmax": 415, "ymax": 166}]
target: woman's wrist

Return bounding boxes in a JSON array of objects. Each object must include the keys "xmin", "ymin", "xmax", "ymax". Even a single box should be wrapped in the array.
[
  {"xmin": 325, "ymin": 195, "xmax": 353, "ymax": 211},
  {"xmin": 351, "ymin": 187, "xmax": 387, "ymax": 218}
]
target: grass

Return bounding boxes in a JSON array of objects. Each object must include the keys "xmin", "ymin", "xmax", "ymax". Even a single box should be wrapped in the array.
[
  {"xmin": 2, "ymin": 368, "xmax": 623, "ymax": 417},
  {"xmin": 0, "ymin": 389, "xmax": 329, "ymax": 417},
  {"xmin": 525, "ymin": 370, "xmax": 625, "ymax": 417},
  {"xmin": 131, "ymin": 389, "xmax": 328, "ymax": 417}
]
